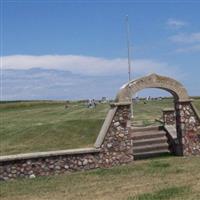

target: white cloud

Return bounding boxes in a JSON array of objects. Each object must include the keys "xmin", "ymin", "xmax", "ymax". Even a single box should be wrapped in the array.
[
  {"xmin": 167, "ymin": 18, "xmax": 187, "ymax": 29},
  {"xmin": 169, "ymin": 32, "xmax": 200, "ymax": 53},
  {"xmin": 175, "ymin": 44, "xmax": 200, "ymax": 53},
  {"xmin": 169, "ymin": 32, "xmax": 200, "ymax": 44},
  {"xmin": 1, "ymin": 54, "xmax": 179, "ymax": 77}
]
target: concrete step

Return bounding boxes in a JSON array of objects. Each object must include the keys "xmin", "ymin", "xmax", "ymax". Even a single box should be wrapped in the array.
[
  {"xmin": 131, "ymin": 130, "xmax": 166, "ymax": 140},
  {"xmin": 133, "ymin": 136, "xmax": 168, "ymax": 146},
  {"xmin": 130, "ymin": 125, "xmax": 163, "ymax": 132},
  {"xmin": 131, "ymin": 125, "xmax": 170, "ymax": 159},
  {"xmin": 134, "ymin": 149, "xmax": 170, "ymax": 160},
  {"xmin": 133, "ymin": 143, "xmax": 169, "ymax": 154}
]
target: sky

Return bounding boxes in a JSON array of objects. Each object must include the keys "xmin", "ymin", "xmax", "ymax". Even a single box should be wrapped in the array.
[{"xmin": 1, "ymin": 0, "xmax": 200, "ymax": 100}]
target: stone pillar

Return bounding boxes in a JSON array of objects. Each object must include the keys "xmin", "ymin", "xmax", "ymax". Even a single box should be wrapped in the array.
[
  {"xmin": 99, "ymin": 103, "xmax": 134, "ymax": 167},
  {"xmin": 175, "ymin": 101, "xmax": 200, "ymax": 156},
  {"xmin": 163, "ymin": 108, "xmax": 176, "ymax": 125},
  {"xmin": 175, "ymin": 102, "xmax": 184, "ymax": 156}
]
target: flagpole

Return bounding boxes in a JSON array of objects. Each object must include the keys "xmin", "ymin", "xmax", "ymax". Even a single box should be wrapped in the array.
[{"xmin": 125, "ymin": 15, "xmax": 134, "ymax": 119}]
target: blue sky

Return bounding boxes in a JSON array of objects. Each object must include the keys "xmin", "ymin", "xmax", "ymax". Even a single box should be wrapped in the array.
[{"xmin": 1, "ymin": 1, "xmax": 200, "ymax": 100}]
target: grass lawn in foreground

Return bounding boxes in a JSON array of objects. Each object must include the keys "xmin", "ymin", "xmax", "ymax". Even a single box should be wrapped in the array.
[
  {"xmin": 1, "ymin": 99, "xmax": 200, "ymax": 155},
  {"xmin": 0, "ymin": 156, "xmax": 200, "ymax": 200}
]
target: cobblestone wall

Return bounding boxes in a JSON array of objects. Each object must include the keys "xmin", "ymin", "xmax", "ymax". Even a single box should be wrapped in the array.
[
  {"xmin": 99, "ymin": 105, "xmax": 133, "ymax": 167},
  {"xmin": 176, "ymin": 101, "xmax": 200, "ymax": 156},
  {"xmin": 0, "ymin": 152, "xmax": 100, "ymax": 181},
  {"xmin": 163, "ymin": 109, "xmax": 176, "ymax": 125}
]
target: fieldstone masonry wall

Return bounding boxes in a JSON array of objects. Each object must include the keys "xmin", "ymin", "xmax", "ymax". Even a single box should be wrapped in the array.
[
  {"xmin": 176, "ymin": 101, "xmax": 200, "ymax": 156},
  {"xmin": 163, "ymin": 108, "xmax": 176, "ymax": 125},
  {"xmin": 163, "ymin": 102, "xmax": 200, "ymax": 156},
  {"xmin": 0, "ymin": 104, "xmax": 133, "ymax": 181},
  {"xmin": 99, "ymin": 104, "xmax": 133, "ymax": 167},
  {"xmin": 0, "ymin": 152, "xmax": 100, "ymax": 181}
]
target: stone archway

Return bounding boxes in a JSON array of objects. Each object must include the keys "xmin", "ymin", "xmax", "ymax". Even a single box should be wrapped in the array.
[
  {"xmin": 116, "ymin": 73, "xmax": 189, "ymax": 102},
  {"xmin": 114, "ymin": 74, "xmax": 200, "ymax": 156}
]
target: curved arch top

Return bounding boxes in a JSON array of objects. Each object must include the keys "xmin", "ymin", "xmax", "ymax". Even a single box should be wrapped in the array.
[{"xmin": 116, "ymin": 73, "xmax": 190, "ymax": 102}]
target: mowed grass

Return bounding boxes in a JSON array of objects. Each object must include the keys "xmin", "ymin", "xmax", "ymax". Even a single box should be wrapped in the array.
[
  {"xmin": 133, "ymin": 99, "xmax": 174, "ymax": 126},
  {"xmin": 193, "ymin": 98, "xmax": 200, "ymax": 112},
  {"xmin": 0, "ymin": 101, "xmax": 109, "ymax": 155},
  {"xmin": 0, "ymin": 156, "xmax": 200, "ymax": 200},
  {"xmin": 1, "ymin": 99, "xmax": 200, "ymax": 155}
]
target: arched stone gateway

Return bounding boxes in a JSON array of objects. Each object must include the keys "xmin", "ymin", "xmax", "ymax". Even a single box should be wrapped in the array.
[
  {"xmin": 112, "ymin": 73, "xmax": 200, "ymax": 156},
  {"xmin": 116, "ymin": 73, "xmax": 189, "ymax": 102}
]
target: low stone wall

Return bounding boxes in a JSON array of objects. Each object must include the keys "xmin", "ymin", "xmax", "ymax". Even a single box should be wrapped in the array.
[
  {"xmin": 0, "ymin": 148, "xmax": 100, "ymax": 181},
  {"xmin": 0, "ymin": 103, "xmax": 133, "ymax": 181},
  {"xmin": 163, "ymin": 108, "xmax": 176, "ymax": 125}
]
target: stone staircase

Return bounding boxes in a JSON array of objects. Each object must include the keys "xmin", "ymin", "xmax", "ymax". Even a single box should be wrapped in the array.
[{"xmin": 130, "ymin": 126, "xmax": 170, "ymax": 159}]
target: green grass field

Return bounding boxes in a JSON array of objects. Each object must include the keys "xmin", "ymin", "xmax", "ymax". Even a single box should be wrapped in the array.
[
  {"xmin": 1, "ymin": 99, "xmax": 200, "ymax": 156},
  {"xmin": 0, "ymin": 101, "xmax": 109, "ymax": 155}
]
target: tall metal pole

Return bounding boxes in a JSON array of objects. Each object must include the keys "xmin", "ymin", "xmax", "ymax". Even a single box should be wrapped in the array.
[
  {"xmin": 126, "ymin": 15, "xmax": 131, "ymax": 83},
  {"xmin": 125, "ymin": 15, "xmax": 134, "ymax": 119}
]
